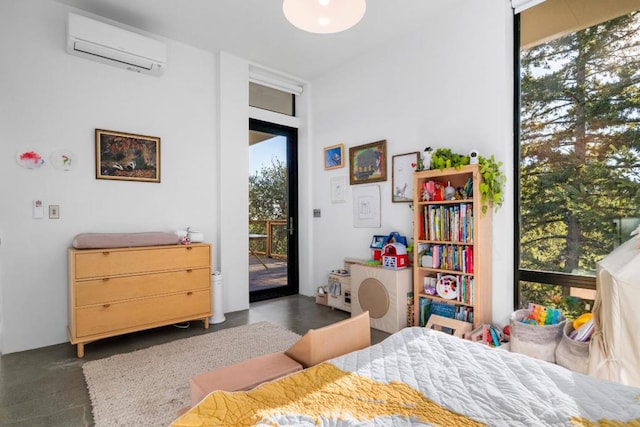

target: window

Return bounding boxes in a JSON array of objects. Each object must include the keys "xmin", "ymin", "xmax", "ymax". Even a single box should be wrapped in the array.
[
  {"xmin": 249, "ymin": 82, "xmax": 295, "ymax": 116},
  {"xmin": 516, "ymin": 5, "xmax": 640, "ymax": 318}
]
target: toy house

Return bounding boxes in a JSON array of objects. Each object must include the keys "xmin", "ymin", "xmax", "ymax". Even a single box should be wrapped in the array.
[{"xmin": 382, "ymin": 243, "xmax": 408, "ymax": 270}]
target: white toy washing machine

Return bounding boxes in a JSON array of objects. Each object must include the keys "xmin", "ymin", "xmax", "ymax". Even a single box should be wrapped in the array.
[{"xmin": 350, "ymin": 264, "xmax": 412, "ymax": 334}]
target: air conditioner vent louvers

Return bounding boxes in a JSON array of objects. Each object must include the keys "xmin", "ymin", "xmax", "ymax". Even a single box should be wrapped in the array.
[
  {"xmin": 66, "ymin": 13, "xmax": 166, "ymax": 76},
  {"xmin": 72, "ymin": 41, "xmax": 154, "ymax": 71}
]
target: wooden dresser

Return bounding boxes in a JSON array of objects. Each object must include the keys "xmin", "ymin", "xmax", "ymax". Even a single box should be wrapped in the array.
[{"xmin": 68, "ymin": 243, "xmax": 212, "ymax": 357}]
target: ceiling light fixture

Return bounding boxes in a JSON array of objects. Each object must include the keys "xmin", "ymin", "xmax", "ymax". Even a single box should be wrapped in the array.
[{"xmin": 283, "ymin": 0, "xmax": 366, "ymax": 34}]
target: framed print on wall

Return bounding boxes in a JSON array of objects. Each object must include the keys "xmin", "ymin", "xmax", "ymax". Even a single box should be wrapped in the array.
[
  {"xmin": 330, "ymin": 176, "xmax": 347, "ymax": 203},
  {"xmin": 349, "ymin": 139, "xmax": 387, "ymax": 185},
  {"xmin": 353, "ymin": 185, "xmax": 381, "ymax": 228},
  {"xmin": 324, "ymin": 143, "xmax": 344, "ymax": 170},
  {"xmin": 392, "ymin": 151, "xmax": 419, "ymax": 202},
  {"xmin": 95, "ymin": 129, "xmax": 161, "ymax": 183}
]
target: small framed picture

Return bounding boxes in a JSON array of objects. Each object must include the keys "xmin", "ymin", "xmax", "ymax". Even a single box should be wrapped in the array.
[
  {"xmin": 95, "ymin": 129, "xmax": 160, "ymax": 183},
  {"xmin": 330, "ymin": 176, "xmax": 347, "ymax": 203},
  {"xmin": 392, "ymin": 152, "xmax": 419, "ymax": 202},
  {"xmin": 353, "ymin": 185, "xmax": 381, "ymax": 227},
  {"xmin": 349, "ymin": 140, "xmax": 387, "ymax": 185},
  {"xmin": 324, "ymin": 143, "xmax": 344, "ymax": 170}
]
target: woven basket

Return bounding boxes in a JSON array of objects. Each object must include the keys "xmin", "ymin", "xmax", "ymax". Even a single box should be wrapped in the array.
[
  {"xmin": 555, "ymin": 321, "xmax": 590, "ymax": 373},
  {"xmin": 510, "ymin": 309, "xmax": 566, "ymax": 363}
]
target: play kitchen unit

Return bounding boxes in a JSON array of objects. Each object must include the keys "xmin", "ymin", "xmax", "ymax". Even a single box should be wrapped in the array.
[
  {"xmin": 319, "ymin": 257, "xmax": 374, "ymax": 313},
  {"xmin": 321, "ymin": 259, "xmax": 360, "ymax": 313}
]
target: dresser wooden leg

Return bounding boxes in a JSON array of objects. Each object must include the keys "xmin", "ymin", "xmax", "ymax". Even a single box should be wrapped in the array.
[
  {"xmin": 204, "ymin": 318, "xmax": 209, "ymax": 329},
  {"xmin": 77, "ymin": 343, "xmax": 85, "ymax": 358}
]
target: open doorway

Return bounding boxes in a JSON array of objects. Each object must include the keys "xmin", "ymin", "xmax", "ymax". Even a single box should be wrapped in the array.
[{"xmin": 249, "ymin": 119, "xmax": 298, "ymax": 302}]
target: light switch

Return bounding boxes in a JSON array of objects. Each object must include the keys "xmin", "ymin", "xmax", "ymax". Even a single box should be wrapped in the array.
[
  {"xmin": 49, "ymin": 205, "xmax": 60, "ymax": 219},
  {"xmin": 313, "ymin": 209, "xmax": 321, "ymax": 218},
  {"xmin": 33, "ymin": 200, "xmax": 44, "ymax": 219}
]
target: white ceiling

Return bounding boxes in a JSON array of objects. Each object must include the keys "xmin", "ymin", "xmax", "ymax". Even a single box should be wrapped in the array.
[{"xmin": 53, "ymin": 0, "xmax": 459, "ymax": 81}]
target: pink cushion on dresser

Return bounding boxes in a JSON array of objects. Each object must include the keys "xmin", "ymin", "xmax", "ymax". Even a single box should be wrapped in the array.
[{"xmin": 72, "ymin": 232, "xmax": 179, "ymax": 249}]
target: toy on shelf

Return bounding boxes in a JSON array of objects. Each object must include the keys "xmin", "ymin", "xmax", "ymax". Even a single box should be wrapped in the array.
[
  {"xmin": 423, "ymin": 276, "xmax": 437, "ymax": 295},
  {"xmin": 435, "ymin": 274, "xmax": 458, "ymax": 299},
  {"xmin": 370, "ymin": 232, "xmax": 408, "ymax": 265},
  {"xmin": 369, "ymin": 235, "xmax": 386, "ymax": 261},
  {"xmin": 382, "ymin": 243, "xmax": 408, "ymax": 270},
  {"xmin": 421, "ymin": 180, "xmax": 446, "ymax": 202}
]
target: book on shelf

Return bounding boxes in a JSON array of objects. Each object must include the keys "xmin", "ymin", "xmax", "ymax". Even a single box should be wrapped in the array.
[
  {"xmin": 419, "ymin": 297, "xmax": 473, "ymax": 330},
  {"xmin": 419, "ymin": 297, "xmax": 430, "ymax": 327},
  {"xmin": 423, "ymin": 203, "xmax": 474, "ymax": 243},
  {"xmin": 456, "ymin": 275, "xmax": 474, "ymax": 305},
  {"xmin": 428, "ymin": 245, "xmax": 473, "ymax": 273},
  {"xmin": 454, "ymin": 305, "xmax": 474, "ymax": 323}
]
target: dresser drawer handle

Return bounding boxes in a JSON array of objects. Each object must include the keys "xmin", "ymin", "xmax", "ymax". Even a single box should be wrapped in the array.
[
  {"xmin": 187, "ymin": 291, "xmax": 193, "ymax": 296},
  {"xmin": 102, "ymin": 278, "xmax": 110, "ymax": 282},
  {"xmin": 186, "ymin": 269, "xmax": 193, "ymax": 273},
  {"xmin": 186, "ymin": 247, "xmax": 193, "ymax": 251},
  {"xmin": 102, "ymin": 251, "xmax": 110, "ymax": 256},
  {"xmin": 103, "ymin": 304, "xmax": 111, "ymax": 308}
]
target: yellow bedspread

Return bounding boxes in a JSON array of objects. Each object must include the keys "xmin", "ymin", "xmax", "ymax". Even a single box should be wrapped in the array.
[
  {"xmin": 173, "ymin": 327, "xmax": 640, "ymax": 426},
  {"xmin": 172, "ymin": 363, "xmax": 485, "ymax": 426}
]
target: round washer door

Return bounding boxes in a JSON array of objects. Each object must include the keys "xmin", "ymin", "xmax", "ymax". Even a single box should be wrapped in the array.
[{"xmin": 358, "ymin": 278, "xmax": 389, "ymax": 319}]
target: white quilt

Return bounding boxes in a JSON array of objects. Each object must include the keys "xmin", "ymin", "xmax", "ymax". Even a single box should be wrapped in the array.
[
  {"xmin": 329, "ymin": 327, "xmax": 640, "ymax": 426},
  {"xmin": 174, "ymin": 327, "xmax": 640, "ymax": 426}
]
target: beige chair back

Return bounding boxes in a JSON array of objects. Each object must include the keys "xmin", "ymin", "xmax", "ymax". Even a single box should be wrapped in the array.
[{"xmin": 285, "ymin": 311, "xmax": 371, "ymax": 367}]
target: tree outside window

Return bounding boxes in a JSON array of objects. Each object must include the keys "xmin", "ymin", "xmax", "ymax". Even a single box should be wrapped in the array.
[
  {"xmin": 518, "ymin": 12, "xmax": 640, "ymax": 317},
  {"xmin": 249, "ymin": 157, "xmax": 288, "ymax": 257}
]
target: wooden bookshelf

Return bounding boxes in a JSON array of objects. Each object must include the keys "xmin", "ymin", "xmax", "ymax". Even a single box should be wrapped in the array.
[{"xmin": 412, "ymin": 164, "xmax": 492, "ymax": 328}]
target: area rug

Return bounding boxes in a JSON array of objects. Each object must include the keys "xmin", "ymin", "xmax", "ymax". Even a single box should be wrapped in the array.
[{"xmin": 83, "ymin": 322, "xmax": 300, "ymax": 427}]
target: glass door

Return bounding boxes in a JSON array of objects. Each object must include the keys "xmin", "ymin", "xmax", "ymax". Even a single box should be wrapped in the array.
[{"xmin": 248, "ymin": 118, "xmax": 298, "ymax": 302}]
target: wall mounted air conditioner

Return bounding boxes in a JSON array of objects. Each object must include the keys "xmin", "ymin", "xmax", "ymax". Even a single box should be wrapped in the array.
[{"xmin": 66, "ymin": 13, "xmax": 166, "ymax": 76}]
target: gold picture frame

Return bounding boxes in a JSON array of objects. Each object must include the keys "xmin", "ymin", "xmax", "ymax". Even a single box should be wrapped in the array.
[
  {"xmin": 349, "ymin": 140, "xmax": 387, "ymax": 185},
  {"xmin": 324, "ymin": 143, "xmax": 344, "ymax": 170},
  {"xmin": 95, "ymin": 129, "xmax": 161, "ymax": 183}
]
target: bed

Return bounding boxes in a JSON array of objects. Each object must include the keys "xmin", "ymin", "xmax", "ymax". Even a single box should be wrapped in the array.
[{"xmin": 172, "ymin": 326, "xmax": 640, "ymax": 426}]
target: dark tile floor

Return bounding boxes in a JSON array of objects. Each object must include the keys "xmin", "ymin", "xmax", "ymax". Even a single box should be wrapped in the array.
[{"xmin": 0, "ymin": 295, "xmax": 389, "ymax": 426}]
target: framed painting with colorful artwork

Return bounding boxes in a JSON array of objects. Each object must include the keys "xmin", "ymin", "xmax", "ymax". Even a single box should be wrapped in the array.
[
  {"xmin": 349, "ymin": 140, "xmax": 387, "ymax": 185},
  {"xmin": 95, "ymin": 129, "xmax": 161, "ymax": 183}
]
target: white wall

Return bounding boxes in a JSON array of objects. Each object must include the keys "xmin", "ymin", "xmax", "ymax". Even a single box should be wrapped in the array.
[
  {"xmin": 0, "ymin": 0, "xmax": 517, "ymax": 354},
  {"xmin": 0, "ymin": 1, "xmax": 217, "ymax": 353},
  {"xmin": 310, "ymin": 1, "xmax": 515, "ymax": 324},
  {"xmin": 217, "ymin": 52, "xmax": 250, "ymax": 312}
]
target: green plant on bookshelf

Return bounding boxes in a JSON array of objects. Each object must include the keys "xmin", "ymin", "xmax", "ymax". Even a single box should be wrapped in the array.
[
  {"xmin": 478, "ymin": 155, "xmax": 506, "ymax": 214},
  {"xmin": 431, "ymin": 148, "xmax": 506, "ymax": 214},
  {"xmin": 430, "ymin": 148, "xmax": 469, "ymax": 170}
]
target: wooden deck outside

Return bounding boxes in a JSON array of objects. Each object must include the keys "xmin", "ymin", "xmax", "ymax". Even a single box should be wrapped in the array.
[
  {"xmin": 249, "ymin": 219, "xmax": 288, "ymax": 292},
  {"xmin": 249, "ymin": 255, "xmax": 287, "ymax": 292}
]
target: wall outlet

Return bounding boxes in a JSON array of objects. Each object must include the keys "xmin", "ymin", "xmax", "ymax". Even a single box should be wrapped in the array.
[{"xmin": 49, "ymin": 205, "xmax": 60, "ymax": 219}]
